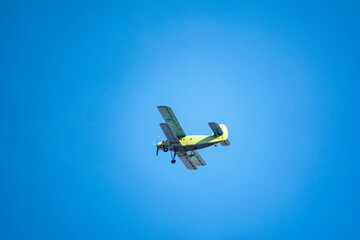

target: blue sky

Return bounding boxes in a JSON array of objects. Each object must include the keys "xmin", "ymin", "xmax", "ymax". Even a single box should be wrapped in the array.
[{"xmin": 1, "ymin": 1, "xmax": 360, "ymax": 239}]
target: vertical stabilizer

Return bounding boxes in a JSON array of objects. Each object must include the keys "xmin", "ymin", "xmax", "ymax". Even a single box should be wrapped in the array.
[{"xmin": 208, "ymin": 122, "xmax": 223, "ymax": 137}]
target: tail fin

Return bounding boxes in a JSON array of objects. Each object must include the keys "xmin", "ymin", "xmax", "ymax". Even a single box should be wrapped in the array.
[
  {"xmin": 210, "ymin": 123, "xmax": 230, "ymax": 147},
  {"xmin": 208, "ymin": 122, "xmax": 223, "ymax": 137}
]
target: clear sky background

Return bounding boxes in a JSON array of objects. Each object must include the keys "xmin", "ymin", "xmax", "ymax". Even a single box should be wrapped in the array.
[{"xmin": 1, "ymin": 1, "xmax": 360, "ymax": 239}]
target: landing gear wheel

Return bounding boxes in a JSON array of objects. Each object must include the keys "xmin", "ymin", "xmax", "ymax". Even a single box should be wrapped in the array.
[{"xmin": 171, "ymin": 159, "xmax": 176, "ymax": 164}]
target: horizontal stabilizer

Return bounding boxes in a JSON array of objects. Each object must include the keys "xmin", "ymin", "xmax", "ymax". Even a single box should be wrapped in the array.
[
  {"xmin": 208, "ymin": 122, "xmax": 223, "ymax": 137},
  {"xmin": 220, "ymin": 139, "xmax": 231, "ymax": 146}
]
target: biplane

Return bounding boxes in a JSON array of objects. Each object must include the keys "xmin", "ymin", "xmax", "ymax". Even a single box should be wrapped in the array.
[{"xmin": 155, "ymin": 106, "xmax": 230, "ymax": 170}]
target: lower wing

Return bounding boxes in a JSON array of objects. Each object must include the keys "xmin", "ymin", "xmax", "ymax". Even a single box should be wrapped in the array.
[{"xmin": 177, "ymin": 150, "xmax": 206, "ymax": 170}]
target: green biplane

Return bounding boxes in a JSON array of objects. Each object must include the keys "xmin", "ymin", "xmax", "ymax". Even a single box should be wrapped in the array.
[{"xmin": 156, "ymin": 106, "xmax": 230, "ymax": 170}]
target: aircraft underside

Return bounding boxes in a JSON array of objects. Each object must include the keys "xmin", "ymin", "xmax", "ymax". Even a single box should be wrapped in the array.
[{"xmin": 170, "ymin": 142, "xmax": 216, "ymax": 153}]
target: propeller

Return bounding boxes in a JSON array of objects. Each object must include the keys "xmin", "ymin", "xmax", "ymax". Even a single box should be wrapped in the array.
[{"xmin": 154, "ymin": 136, "xmax": 160, "ymax": 156}]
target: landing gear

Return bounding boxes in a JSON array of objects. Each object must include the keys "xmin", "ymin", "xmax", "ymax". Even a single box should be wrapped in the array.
[{"xmin": 171, "ymin": 151, "xmax": 177, "ymax": 164}]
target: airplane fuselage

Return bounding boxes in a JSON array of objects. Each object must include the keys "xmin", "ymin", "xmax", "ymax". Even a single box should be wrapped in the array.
[{"xmin": 157, "ymin": 124, "xmax": 228, "ymax": 153}]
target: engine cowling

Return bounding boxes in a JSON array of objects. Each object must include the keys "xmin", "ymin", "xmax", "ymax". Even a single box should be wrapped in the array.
[{"xmin": 157, "ymin": 140, "xmax": 170, "ymax": 152}]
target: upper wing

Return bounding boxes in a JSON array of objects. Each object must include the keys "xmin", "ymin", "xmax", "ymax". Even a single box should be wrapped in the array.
[
  {"xmin": 159, "ymin": 123, "xmax": 180, "ymax": 145},
  {"xmin": 177, "ymin": 152, "xmax": 198, "ymax": 170},
  {"xmin": 157, "ymin": 106, "xmax": 186, "ymax": 138},
  {"xmin": 187, "ymin": 150, "xmax": 206, "ymax": 166}
]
